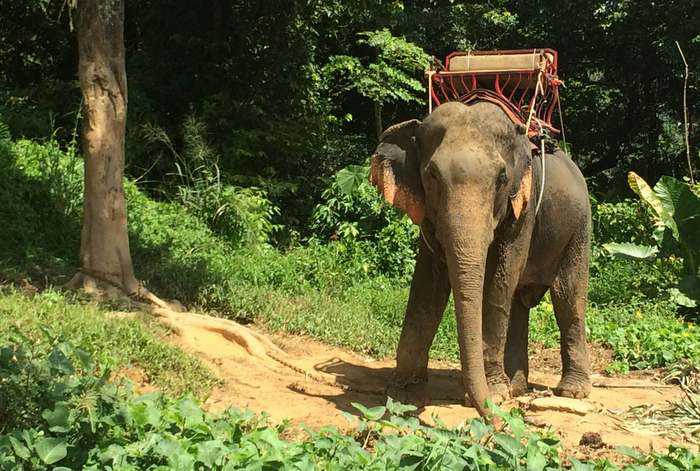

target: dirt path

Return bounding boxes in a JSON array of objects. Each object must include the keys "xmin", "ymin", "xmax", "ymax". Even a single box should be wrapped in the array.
[{"xmin": 151, "ymin": 308, "xmax": 692, "ymax": 457}]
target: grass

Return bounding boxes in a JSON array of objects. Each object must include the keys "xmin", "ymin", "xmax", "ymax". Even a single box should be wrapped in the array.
[{"xmin": 0, "ymin": 287, "xmax": 216, "ymax": 397}]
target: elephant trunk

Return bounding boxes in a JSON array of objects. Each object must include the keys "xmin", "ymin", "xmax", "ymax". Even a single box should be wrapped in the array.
[{"xmin": 444, "ymin": 230, "xmax": 493, "ymax": 417}]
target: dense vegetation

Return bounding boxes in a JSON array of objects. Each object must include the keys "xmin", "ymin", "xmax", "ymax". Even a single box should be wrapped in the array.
[{"xmin": 2, "ymin": 0, "xmax": 700, "ymax": 468}]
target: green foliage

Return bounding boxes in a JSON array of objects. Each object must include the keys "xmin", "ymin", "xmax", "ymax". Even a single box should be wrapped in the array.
[
  {"xmin": 588, "ymin": 256, "xmax": 681, "ymax": 305},
  {"xmin": 323, "ymin": 29, "xmax": 430, "ymax": 109},
  {"xmin": 604, "ymin": 173, "xmax": 700, "ymax": 308},
  {"xmin": 141, "ymin": 116, "xmax": 280, "ymax": 248},
  {"xmin": 0, "ymin": 289, "xmax": 216, "ymax": 400},
  {"xmin": 2, "ymin": 335, "xmax": 697, "ymax": 469},
  {"xmin": 311, "ymin": 164, "xmax": 418, "ymax": 280},
  {"xmin": 0, "ymin": 134, "xmax": 81, "ymax": 281},
  {"xmin": 529, "ymin": 298, "xmax": 700, "ymax": 373},
  {"xmin": 591, "ymin": 198, "xmax": 655, "ymax": 246},
  {"xmin": 3, "ymin": 132, "xmax": 699, "ymax": 375}
]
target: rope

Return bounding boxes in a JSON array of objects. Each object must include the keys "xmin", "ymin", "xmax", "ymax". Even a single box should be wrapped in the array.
[
  {"xmin": 535, "ymin": 139, "xmax": 546, "ymax": 215},
  {"xmin": 421, "ymin": 227, "xmax": 435, "ymax": 253},
  {"xmin": 557, "ymin": 95, "xmax": 567, "ymax": 153},
  {"xmin": 523, "ymin": 69, "xmax": 544, "ymax": 134}
]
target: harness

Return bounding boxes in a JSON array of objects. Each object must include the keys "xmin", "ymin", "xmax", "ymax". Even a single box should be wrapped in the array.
[
  {"xmin": 421, "ymin": 49, "xmax": 566, "ymax": 252},
  {"xmin": 427, "ymin": 49, "xmax": 567, "ymax": 214}
]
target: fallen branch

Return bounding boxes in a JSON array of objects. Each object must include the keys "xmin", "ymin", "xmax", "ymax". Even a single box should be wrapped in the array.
[{"xmin": 593, "ymin": 382, "xmax": 675, "ymax": 389}]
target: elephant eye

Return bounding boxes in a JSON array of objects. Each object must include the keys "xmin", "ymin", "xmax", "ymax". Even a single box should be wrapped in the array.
[{"xmin": 497, "ymin": 168, "xmax": 508, "ymax": 186}]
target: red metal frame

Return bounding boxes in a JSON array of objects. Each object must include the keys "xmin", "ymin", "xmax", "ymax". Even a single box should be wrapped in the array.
[{"xmin": 429, "ymin": 49, "xmax": 561, "ymax": 137}]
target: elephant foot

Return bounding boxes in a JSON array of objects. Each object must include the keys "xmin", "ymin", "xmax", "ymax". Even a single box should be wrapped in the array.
[
  {"xmin": 462, "ymin": 382, "xmax": 509, "ymax": 410},
  {"xmin": 488, "ymin": 382, "xmax": 511, "ymax": 404},
  {"xmin": 508, "ymin": 372, "xmax": 529, "ymax": 397},
  {"xmin": 553, "ymin": 373, "xmax": 591, "ymax": 399},
  {"xmin": 386, "ymin": 375, "xmax": 429, "ymax": 407}
]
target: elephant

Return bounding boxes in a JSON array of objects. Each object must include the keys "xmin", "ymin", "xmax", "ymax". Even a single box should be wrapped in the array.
[{"xmin": 370, "ymin": 100, "xmax": 591, "ymax": 416}]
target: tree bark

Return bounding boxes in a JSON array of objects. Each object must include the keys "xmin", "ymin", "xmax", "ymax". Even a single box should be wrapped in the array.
[
  {"xmin": 374, "ymin": 102, "xmax": 383, "ymax": 143},
  {"xmin": 69, "ymin": 0, "xmax": 139, "ymax": 294}
]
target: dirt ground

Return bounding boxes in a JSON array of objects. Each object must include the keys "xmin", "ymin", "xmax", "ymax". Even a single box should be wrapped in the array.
[{"xmin": 148, "ymin": 310, "xmax": 696, "ymax": 459}]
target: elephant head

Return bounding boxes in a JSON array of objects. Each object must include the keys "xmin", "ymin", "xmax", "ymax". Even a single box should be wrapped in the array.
[{"xmin": 370, "ymin": 101, "xmax": 534, "ymax": 415}]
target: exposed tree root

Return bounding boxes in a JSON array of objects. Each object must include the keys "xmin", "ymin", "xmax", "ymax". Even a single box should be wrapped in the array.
[
  {"xmin": 148, "ymin": 306, "xmax": 392, "ymax": 396},
  {"xmin": 64, "ymin": 271, "xmax": 377, "ymax": 393},
  {"xmin": 65, "ymin": 271, "xmax": 178, "ymax": 311}
]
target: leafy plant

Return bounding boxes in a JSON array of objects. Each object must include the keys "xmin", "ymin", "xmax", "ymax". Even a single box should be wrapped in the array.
[
  {"xmin": 311, "ymin": 163, "xmax": 418, "ymax": 280},
  {"xmin": 142, "ymin": 116, "xmax": 280, "ymax": 248},
  {"xmin": 604, "ymin": 172, "xmax": 700, "ymax": 308},
  {"xmin": 322, "ymin": 29, "xmax": 430, "ymax": 138},
  {"xmin": 4, "ymin": 337, "xmax": 695, "ymax": 470}
]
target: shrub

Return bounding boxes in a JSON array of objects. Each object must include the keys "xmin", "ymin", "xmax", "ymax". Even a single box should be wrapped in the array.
[
  {"xmin": 141, "ymin": 115, "xmax": 280, "ymax": 248},
  {"xmin": 603, "ymin": 173, "xmax": 700, "ymax": 309},
  {"xmin": 590, "ymin": 197, "xmax": 655, "ymax": 246},
  {"xmin": 0, "ymin": 133, "xmax": 81, "ymax": 281},
  {"xmin": 311, "ymin": 164, "xmax": 418, "ymax": 281}
]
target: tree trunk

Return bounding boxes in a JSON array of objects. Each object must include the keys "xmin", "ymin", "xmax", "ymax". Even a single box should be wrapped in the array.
[
  {"xmin": 374, "ymin": 102, "xmax": 383, "ymax": 143},
  {"xmin": 69, "ymin": 0, "xmax": 139, "ymax": 295}
]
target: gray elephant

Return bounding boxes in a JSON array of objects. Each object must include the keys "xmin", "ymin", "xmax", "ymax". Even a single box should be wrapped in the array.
[{"xmin": 370, "ymin": 101, "xmax": 591, "ymax": 416}]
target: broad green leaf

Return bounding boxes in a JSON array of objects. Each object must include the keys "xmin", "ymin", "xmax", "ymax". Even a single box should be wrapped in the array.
[
  {"xmin": 569, "ymin": 457, "xmax": 594, "ymax": 471},
  {"xmin": 74, "ymin": 347, "xmax": 95, "ymax": 371},
  {"xmin": 351, "ymin": 402, "xmax": 386, "ymax": 421},
  {"xmin": 653, "ymin": 175, "xmax": 684, "ymax": 238},
  {"xmin": 385, "ymin": 397, "xmax": 417, "ymax": 416},
  {"xmin": 603, "ymin": 242, "xmax": 659, "ymax": 260},
  {"xmin": 335, "ymin": 165, "xmax": 368, "ymax": 196},
  {"xmin": 42, "ymin": 402, "xmax": 71, "ymax": 433},
  {"xmin": 34, "ymin": 437, "xmax": 67, "ymax": 465},
  {"xmin": 468, "ymin": 418, "xmax": 491, "ymax": 441},
  {"xmin": 195, "ymin": 440, "xmax": 226, "ymax": 467},
  {"xmin": 629, "ymin": 171, "xmax": 665, "ymax": 222},
  {"xmin": 129, "ymin": 400, "xmax": 162, "ymax": 429},
  {"xmin": 8, "ymin": 436, "xmax": 31, "ymax": 460},
  {"xmin": 176, "ymin": 397, "xmax": 204, "ymax": 428},
  {"xmin": 668, "ymin": 287, "xmax": 697, "ymax": 307},
  {"xmin": 48, "ymin": 346, "xmax": 74, "ymax": 375},
  {"xmin": 493, "ymin": 433, "xmax": 524, "ymax": 458},
  {"xmin": 615, "ymin": 445, "xmax": 645, "ymax": 461},
  {"xmin": 526, "ymin": 444, "xmax": 547, "ymax": 471}
]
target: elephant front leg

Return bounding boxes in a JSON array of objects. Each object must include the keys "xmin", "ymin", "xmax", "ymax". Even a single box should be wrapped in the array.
[
  {"xmin": 482, "ymin": 239, "xmax": 530, "ymax": 403},
  {"xmin": 390, "ymin": 238, "xmax": 450, "ymax": 406},
  {"xmin": 505, "ymin": 286, "xmax": 548, "ymax": 396}
]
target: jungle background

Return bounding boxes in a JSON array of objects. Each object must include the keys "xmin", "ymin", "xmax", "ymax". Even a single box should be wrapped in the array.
[{"xmin": 1, "ymin": 1, "xmax": 700, "ymax": 468}]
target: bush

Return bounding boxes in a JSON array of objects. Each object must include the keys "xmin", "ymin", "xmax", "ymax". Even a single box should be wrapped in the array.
[
  {"xmin": 0, "ymin": 133, "xmax": 81, "ymax": 281},
  {"xmin": 141, "ymin": 116, "xmax": 280, "ymax": 248},
  {"xmin": 529, "ymin": 297, "xmax": 700, "ymax": 372},
  {"xmin": 311, "ymin": 164, "xmax": 418, "ymax": 281},
  {"xmin": 591, "ymin": 197, "xmax": 655, "ymax": 246}
]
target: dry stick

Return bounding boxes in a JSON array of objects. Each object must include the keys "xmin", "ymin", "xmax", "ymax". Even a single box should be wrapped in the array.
[
  {"xmin": 675, "ymin": 41, "xmax": 694, "ymax": 184},
  {"xmin": 592, "ymin": 382, "xmax": 675, "ymax": 389}
]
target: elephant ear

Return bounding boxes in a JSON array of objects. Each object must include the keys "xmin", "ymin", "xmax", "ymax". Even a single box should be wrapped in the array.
[
  {"xmin": 510, "ymin": 162, "xmax": 532, "ymax": 220},
  {"xmin": 370, "ymin": 119, "xmax": 425, "ymax": 225}
]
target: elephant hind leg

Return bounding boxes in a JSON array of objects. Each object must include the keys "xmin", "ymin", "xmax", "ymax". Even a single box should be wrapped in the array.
[
  {"xmin": 550, "ymin": 234, "xmax": 591, "ymax": 399},
  {"xmin": 505, "ymin": 286, "xmax": 547, "ymax": 397}
]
